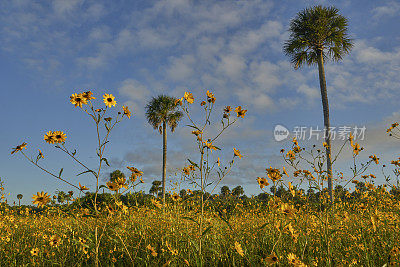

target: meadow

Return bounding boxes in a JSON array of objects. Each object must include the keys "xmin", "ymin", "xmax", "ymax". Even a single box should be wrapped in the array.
[
  {"xmin": 1, "ymin": 186, "xmax": 400, "ymax": 266},
  {"xmin": 4, "ymin": 5, "xmax": 400, "ymax": 264}
]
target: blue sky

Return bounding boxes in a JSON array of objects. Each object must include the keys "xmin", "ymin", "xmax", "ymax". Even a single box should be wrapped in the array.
[{"xmin": 1, "ymin": 0, "xmax": 399, "ymax": 204}]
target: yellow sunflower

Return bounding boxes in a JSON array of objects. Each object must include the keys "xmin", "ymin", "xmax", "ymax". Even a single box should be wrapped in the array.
[
  {"xmin": 174, "ymin": 97, "xmax": 183, "ymax": 106},
  {"xmin": 204, "ymin": 140, "xmax": 217, "ymax": 152},
  {"xmin": 115, "ymin": 177, "xmax": 128, "ymax": 189},
  {"xmin": 122, "ymin": 106, "xmax": 131, "ymax": 118},
  {"xmin": 103, "ymin": 93, "xmax": 117, "ymax": 108},
  {"xmin": 206, "ymin": 90, "xmax": 216, "ymax": 103},
  {"xmin": 286, "ymin": 150, "xmax": 295, "ymax": 160},
  {"xmin": 127, "ymin": 166, "xmax": 143, "ymax": 182},
  {"xmin": 151, "ymin": 199, "xmax": 162, "ymax": 209},
  {"xmin": 30, "ymin": 248, "xmax": 39, "ymax": 256},
  {"xmin": 49, "ymin": 235, "xmax": 61, "ymax": 247},
  {"xmin": 352, "ymin": 143, "xmax": 362, "ymax": 155},
  {"xmin": 147, "ymin": 244, "xmax": 158, "ymax": 257},
  {"xmin": 233, "ymin": 148, "xmax": 242, "ymax": 159},
  {"xmin": 82, "ymin": 91, "xmax": 96, "ymax": 101},
  {"xmin": 281, "ymin": 203, "xmax": 296, "ymax": 218},
  {"xmin": 263, "ymin": 253, "xmax": 279, "ymax": 265},
  {"xmin": 106, "ymin": 181, "xmax": 120, "ymax": 191},
  {"xmin": 44, "ymin": 131, "xmax": 55, "ymax": 144},
  {"xmin": 183, "ymin": 167, "xmax": 190, "ymax": 175},
  {"xmin": 369, "ymin": 154, "xmax": 379, "ymax": 164},
  {"xmin": 257, "ymin": 177, "xmax": 269, "ymax": 189},
  {"xmin": 224, "ymin": 106, "xmax": 232, "ymax": 113},
  {"xmin": 234, "ymin": 241, "xmax": 244, "ymax": 257},
  {"xmin": 184, "ymin": 92, "xmax": 194, "ymax": 104},
  {"xmin": 79, "ymin": 182, "xmax": 89, "ymax": 191},
  {"xmin": 234, "ymin": 106, "xmax": 247, "ymax": 118},
  {"xmin": 53, "ymin": 131, "xmax": 67, "ymax": 143},
  {"xmin": 171, "ymin": 193, "xmax": 181, "ymax": 201},
  {"xmin": 32, "ymin": 191, "xmax": 51, "ymax": 208},
  {"xmin": 11, "ymin": 142, "xmax": 27, "ymax": 154},
  {"xmin": 266, "ymin": 167, "xmax": 282, "ymax": 182},
  {"xmin": 70, "ymin": 93, "xmax": 88, "ymax": 108}
]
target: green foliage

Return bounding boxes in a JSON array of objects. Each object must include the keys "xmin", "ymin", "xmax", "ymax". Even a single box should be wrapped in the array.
[{"xmin": 283, "ymin": 5, "xmax": 353, "ymax": 68}]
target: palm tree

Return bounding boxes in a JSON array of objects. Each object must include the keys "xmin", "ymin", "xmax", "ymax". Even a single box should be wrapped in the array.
[
  {"xmin": 145, "ymin": 95, "xmax": 183, "ymax": 205},
  {"xmin": 149, "ymin": 180, "xmax": 162, "ymax": 197},
  {"xmin": 109, "ymin": 169, "xmax": 125, "ymax": 182},
  {"xmin": 220, "ymin": 186, "xmax": 230, "ymax": 197},
  {"xmin": 232, "ymin": 186, "xmax": 244, "ymax": 198},
  {"xmin": 283, "ymin": 5, "xmax": 353, "ymax": 202},
  {"xmin": 17, "ymin": 194, "xmax": 23, "ymax": 206}
]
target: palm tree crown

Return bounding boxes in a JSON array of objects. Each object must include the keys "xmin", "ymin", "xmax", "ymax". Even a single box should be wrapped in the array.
[
  {"xmin": 145, "ymin": 95, "xmax": 183, "ymax": 133},
  {"xmin": 283, "ymin": 5, "xmax": 353, "ymax": 69}
]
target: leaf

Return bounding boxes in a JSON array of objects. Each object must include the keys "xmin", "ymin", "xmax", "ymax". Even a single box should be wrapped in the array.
[
  {"xmin": 182, "ymin": 216, "xmax": 200, "ymax": 226},
  {"xmin": 59, "ymin": 168, "xmax": 63, "ymax": 178},
  {"xmin": 259, "ymin": 222, "xmax": 271, "ymax": 229},
  {"xmin": 99, "ymin": 185, "xmax": 107, "ymax": 190},
  {"xmin": 201, "ymin": 226, "xmax": 212, "ymax": 238},
  {"xmin": 213, "ymin": 146, "xmax": 221, "ymax": 150},
  {"xmin": 76, "ymin": 170, "xmax": 96, "ymax": 176},
  {"xmin": 101, "ymin": 158, "xmax": 110, "ymax": 166},
  {"xmin": 187, "ymin": 159, "xmax": 199, "ymax": 168},
  {"xmin": 186, "ymin": 125, "xmax": 200, "ymax": 130},
  {"xmin": 105, "ymin": 123, "xmax": 110, "ymax": 131},
  {"xmin": 72, "ymin": 149, "xmax": 77, "ymax": 156}
]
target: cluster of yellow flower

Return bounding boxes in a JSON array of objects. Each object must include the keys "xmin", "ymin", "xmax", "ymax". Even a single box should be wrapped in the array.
[
  {"xmin": 106, "ymin": 177, "xmax": 128, "ymax": 192},
  {"xmin": 70, "ymin": 91, "xmax": 96, "ymax": 107},
  {"xmin": 182, "ymin": 165, "xmax": 195, "ymax": 175},
  {"xmin": 349, "ymin": 133, "xmax": 362, "ymax": 155},
  {"xmin": 44, "ymin": 131, "xmax": 67, "ymax": 144},
  {"xmin": 176, "ymin": 91, "xmax": 247, "ymax": 118},
  {"xmin": 284, "ymin": 138, "xmax": 302, "ymax": 160}
]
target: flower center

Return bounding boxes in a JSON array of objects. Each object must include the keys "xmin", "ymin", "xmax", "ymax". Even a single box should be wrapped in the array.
[{"xmin": 107, "ymin": 98, "xmax": 112, "ymax": 102}]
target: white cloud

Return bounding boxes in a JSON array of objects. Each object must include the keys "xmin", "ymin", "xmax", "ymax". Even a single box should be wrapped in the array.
[
  {"xmin": 166, "ymin": 55, "xmax": 196, "ymax": 82},
  {"xmin": 249, "ymin": 60, "xmax": 282, "ymax": 93},
  {"xmin": 372, "ymin": 1, "xmax": 400, "ymax": 19},
  {"xmin": 217, "ymin": 54, "xmax": 246, "ymax": 79},
  {"xmin": 296, "ymin": 84, "xmax": 319, "ymax": 100},
  {"xmin": 118, "ymin": 79, "xmax": 151, "ymax": 116},
  {"xmin": 235, "ymin": 87, "xmax": 275, "ymax": 110},
  {"xmin": 52, "ymin": 0, "xmax": 83, "ymax": 16}
]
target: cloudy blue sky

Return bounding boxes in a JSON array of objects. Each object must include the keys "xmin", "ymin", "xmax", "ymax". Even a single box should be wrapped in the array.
[{"xmin": 1, "ymin": 0, "xmax": 399, "ymax": 204}]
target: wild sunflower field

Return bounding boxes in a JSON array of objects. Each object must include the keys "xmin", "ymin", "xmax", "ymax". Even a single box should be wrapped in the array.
[{"xmin": 1, "ymin": 188, "xmax": 400, "ymax": 266}]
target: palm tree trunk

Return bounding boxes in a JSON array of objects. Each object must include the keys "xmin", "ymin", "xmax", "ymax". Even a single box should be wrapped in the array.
[
  {"xmin": 162, "ymin": 121, "xmax": 167, "ymax": 205},
  {"xmin": 317, "ymin": 50, "xmax": 333, "ymax": 203}
]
